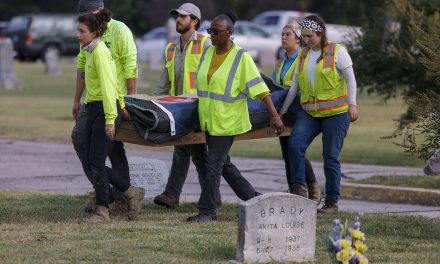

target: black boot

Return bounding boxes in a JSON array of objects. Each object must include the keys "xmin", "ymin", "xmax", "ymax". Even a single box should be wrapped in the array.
[{"xmin": 318, "ymin": 197, "xmax": 338, "ymax": 214}]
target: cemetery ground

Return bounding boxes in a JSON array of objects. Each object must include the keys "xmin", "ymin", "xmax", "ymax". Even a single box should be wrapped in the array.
[
  {"xmin": 1, "ymin": 60, "xmax": 439, "ymax": 262},
  {"xmin": 0, "ymin": 189, "xmax": 439, "ymax": 263}
]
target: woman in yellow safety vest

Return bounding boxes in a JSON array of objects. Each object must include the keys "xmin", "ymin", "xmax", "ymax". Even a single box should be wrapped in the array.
[
  {"xmin": 187, "ymin": 12, "xmax": 284, "ymax": 222},
  {"xmin": 76, "ymin": 11, "xmax": 144, "ymax": 223},
  {"xmin": 279, "ymin": 15, "xmax": 358, "ymax": 214},
  {"xmin": 272, "ymin": 21, "xmax": 320, "ymax": 203}
]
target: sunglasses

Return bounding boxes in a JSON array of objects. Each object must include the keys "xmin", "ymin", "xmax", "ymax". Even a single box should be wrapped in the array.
[{"xmin": 207, "ymin": 28, "xmax": 229, "ymax": 35}]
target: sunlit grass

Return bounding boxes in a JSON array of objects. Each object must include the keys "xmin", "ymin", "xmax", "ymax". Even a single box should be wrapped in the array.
[{"xmin": 0, "ymin": 190, "xmax": 439, "ymax": 263}]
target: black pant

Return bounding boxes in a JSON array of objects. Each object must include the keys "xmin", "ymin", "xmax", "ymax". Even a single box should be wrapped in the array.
[
  {"xmin": 165, "ymin": 144, "xmax": 207, "ymax": 198},
  {"xmin": 71, "ymin": 104, "xmax": 130, "ymax": 201},
  {"xmin": 279, "ymin": 136, "xmax": 317, "ymax": 186},
  {"xmin": 82, "ymin": 101, "xmax": 130, "ymax": 207},
  {"xmin": 198, "ymin": 132, "xmax": 256, "ymax": 215}
]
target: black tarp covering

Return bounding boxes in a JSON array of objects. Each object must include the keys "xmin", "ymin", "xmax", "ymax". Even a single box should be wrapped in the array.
[{"xmin": 124, "ymin": 73, "xmax": 299, "ymax": 143}]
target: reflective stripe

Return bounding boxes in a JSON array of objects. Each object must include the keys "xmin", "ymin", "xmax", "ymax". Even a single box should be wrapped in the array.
[
  {"xmin": 197, "ymin": 90, "xmax": 208, "ymax": 97},
  {"xmin": 224, "ymin": 49, "xmax": 245, "ymax": 97},
  {"xmin": 191, "ymin": 34, "xmax": 204, "ymax": 54},
  {"xmin": 274, "ymin": 60, "xmax": 283, "ymax": 83},
  {"xmin": 166, "ymin": 44, "xmax": 176, "ymax": 61},
  {"xmin": 245, "ymin": 77, "xmax": 264, "ymax": 93},
  {"xmin": 301, "ymin": 95, "xmax": 348, "ymax": 112},
  {"xmin": 198, "ymin": 49, "xmax": 258, "ymax": 103},
  {"xmin": 298, "ymin": 47, "xmax": 309, "ymax": 73},
  {"xmin": 189, "ymin": 72, "xmax": 197, "ymax": 89},
  {"xmin": 195, "ymin": 46, "xmax": 209, "ymax": 91},
  {"xmin": 323, "ymin": 43, "xmax": 336, "ymax": 69}
]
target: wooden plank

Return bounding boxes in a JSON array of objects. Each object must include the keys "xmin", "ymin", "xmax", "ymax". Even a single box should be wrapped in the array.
[{"xmin": 115, "ymin": 121, "xmax": 291, "ymax": 147}]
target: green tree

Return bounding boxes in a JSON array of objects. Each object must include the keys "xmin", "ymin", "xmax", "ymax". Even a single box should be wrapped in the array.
[
  {"xmin": 351, "ymin": 0, "xmax": 440, "ymax": 101},
  {"xmin": 388, "ymin": 1, "xmax": 440, "ymax": 159}
]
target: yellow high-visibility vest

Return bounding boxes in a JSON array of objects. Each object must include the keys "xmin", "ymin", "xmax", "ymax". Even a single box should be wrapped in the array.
[
  {"xmin": 296, "ymin": 43, "xmax": 348, "ymax": 117},
  {"xmin": 164, "ymin": 32, "xmax": 208, "ymax": 96},
  {"xmin": 196, "ymin": 44, "xmax": 269, "ymax": 136},
  {"xmin": 273, "ymin": 50, "xmax": 300, "ymax": 88}
]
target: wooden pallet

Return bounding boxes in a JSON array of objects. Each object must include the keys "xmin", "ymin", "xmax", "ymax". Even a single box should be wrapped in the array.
[{"xmin": 115, "ymin": 121, "xmax": 291, "ymax": 147}]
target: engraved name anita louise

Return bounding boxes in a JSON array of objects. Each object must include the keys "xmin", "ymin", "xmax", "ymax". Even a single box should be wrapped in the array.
[{"xmin": 258, "ymin": 206, "xmax": 305, "ymax": 230}]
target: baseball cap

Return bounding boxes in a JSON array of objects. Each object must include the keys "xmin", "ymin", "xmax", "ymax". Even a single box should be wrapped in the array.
[{"xmin": 169, "ymin": 3, "xmax": 201, "ymax": 21}]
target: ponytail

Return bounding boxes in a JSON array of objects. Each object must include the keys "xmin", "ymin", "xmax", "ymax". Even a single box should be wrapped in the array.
[{"xmin": 78, "ymin": 8, "xmax": 112, "ymax": 37}]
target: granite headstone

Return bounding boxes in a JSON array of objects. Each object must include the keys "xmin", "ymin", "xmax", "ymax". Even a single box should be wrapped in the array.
[
  {"xmin": 107, "ymin": 156, "xmax": 168, "ymax": 201},
  {"xmin": 236, "ymin": 192, "xmax": 317, "ymax": 263},
  {"xmin": 44, "ymin": 46, "xmax": 60, "ymax": 75},
  {"xmin": 424, "ymin": 149, "xmax": 440, "ymax": 175},
  {"xmin": 0, "ymin": 38, "xmax": 21, "ymax": 90}
]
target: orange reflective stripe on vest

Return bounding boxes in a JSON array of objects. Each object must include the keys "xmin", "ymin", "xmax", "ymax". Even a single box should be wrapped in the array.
[
  {"xmin": 191, "ymin": 34, "xmax": 204, "ymax": 55},
  {"xmin": 322, "ymin": 43, "xmax": 336, "ymax": 70},
  {"xmin": 301, "ymin": 95, "xmax": 348, "ymax": 113},
  {"xmin": 298, "ymin": 47, "xmax": 310, "ymax": 73},
  {"xmin": 189, "ymin": 72, "xmax": 197, "ymax": 89},
  {"xmin": 166, "ymin": 43, "xmax": 177, "ymax": 61}
]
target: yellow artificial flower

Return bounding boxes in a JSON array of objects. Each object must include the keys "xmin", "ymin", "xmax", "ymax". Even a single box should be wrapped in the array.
[
  {"xmin": 359, "ymin": 256, "xmax": 369, "ymax": 264},
  {"xmin": 354, "ymin": 250, "xmax": 362, "ymax": 258},
  {"xmin": 340, "ymin": 239, "xmax": 351, "ymax": 249},
  {"xmin": 336, "ymin": 248, "xmax": 353, "ymax": 263},
  {"xmin": 352, "ymin": 230, "xmax": 366, "ymax": 241},
  {"xmin": 354, "ymin": 240, "xmax": 368, "ymax": 253}
]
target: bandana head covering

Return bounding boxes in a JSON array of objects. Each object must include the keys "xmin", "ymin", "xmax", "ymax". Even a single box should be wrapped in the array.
[{"xmin": 300, "ymin": 19, "xmax": 324, "ymax": 33}]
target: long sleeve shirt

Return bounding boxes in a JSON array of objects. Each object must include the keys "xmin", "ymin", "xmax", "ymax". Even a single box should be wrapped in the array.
[
  {"xmin": 83, "ymin": 41, "xmax": 124, "ymax": 125},
  {"xmin": 77, "ymin": 19, "xmax": 138, "ymax": 96}
]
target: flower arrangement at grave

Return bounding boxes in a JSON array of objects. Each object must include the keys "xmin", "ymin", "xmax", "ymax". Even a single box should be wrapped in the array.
[{"xmin": 327, "ymin": 212, "xmax": 368, "ymax": 264}]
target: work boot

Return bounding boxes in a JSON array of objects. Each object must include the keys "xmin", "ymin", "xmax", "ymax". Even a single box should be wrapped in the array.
[
  {"xmin": 109, "ymin": 200, "xmax": 129, "ymax": 216},
  {"xmin": 154, "ymin": 192, "xmax": 179, "ymax": 208},
  {"xmin": 318, "ymin": 198, "xmax": 338, "ymax": 215},
  {"xmin": 307, "ymin": 182, "xmax": 321, "ymax": 204},
  {"xmin": 124, "ymin": 186, "xmax": 145, "ymax": 220},
  {"xmin": 84, "ymin": 192, "xmax": 97, "ymax": 213},
  {"xmin": 186, "ymin": 214, "xmax": 218, "ymax": 223},
  {"xmin": 289, "ymin": 184, "xmax": 308, "ymax": 198},
  {"xmin": 81, "ymin": 205, "xmax": 110, "ymax": 223}
]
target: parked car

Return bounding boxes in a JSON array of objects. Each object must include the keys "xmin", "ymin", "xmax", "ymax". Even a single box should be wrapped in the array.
[
  {"xmin": 0, "ymin": 21, "xmax": 9, "ymax": 39},
  {"xmin": 199, "ymin": 20, "xmax": 279, "ymax": 63},
  {"xmin": 253, "ymin": 10, "xmax": 314, "ymax": 35},
  {"xmin": 6, "ymin": 13, "xmax": 79, "ymax": 61},
  {"xmin": 136, "ymin": 27, "xmax": 167, "ymax": 62},
  {"xmin": 253, "ymin": 10, "xmax": 363, "ymax": 58}
]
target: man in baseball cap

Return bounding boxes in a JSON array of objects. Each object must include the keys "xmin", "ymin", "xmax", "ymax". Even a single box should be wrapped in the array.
[
  {"xmin": 169, "ymin": 3, "xmax": 201, "ymax": 21},
  {"xmin": 153, "ymin": 3, "xmax": 215, "ymax": 210}
]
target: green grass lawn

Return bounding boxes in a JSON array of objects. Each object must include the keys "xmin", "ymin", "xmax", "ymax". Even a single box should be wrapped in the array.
[
  {"xmin": 0, "ymin": 190, "xmax": 439, "ymax": 263},
  {"xmin": 0, "ymin": 60, "xmax": 423, "ymax": 166},
  {"xmin": 353, "ymin": 175, "xmax": 440, "ymax": 190}
]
